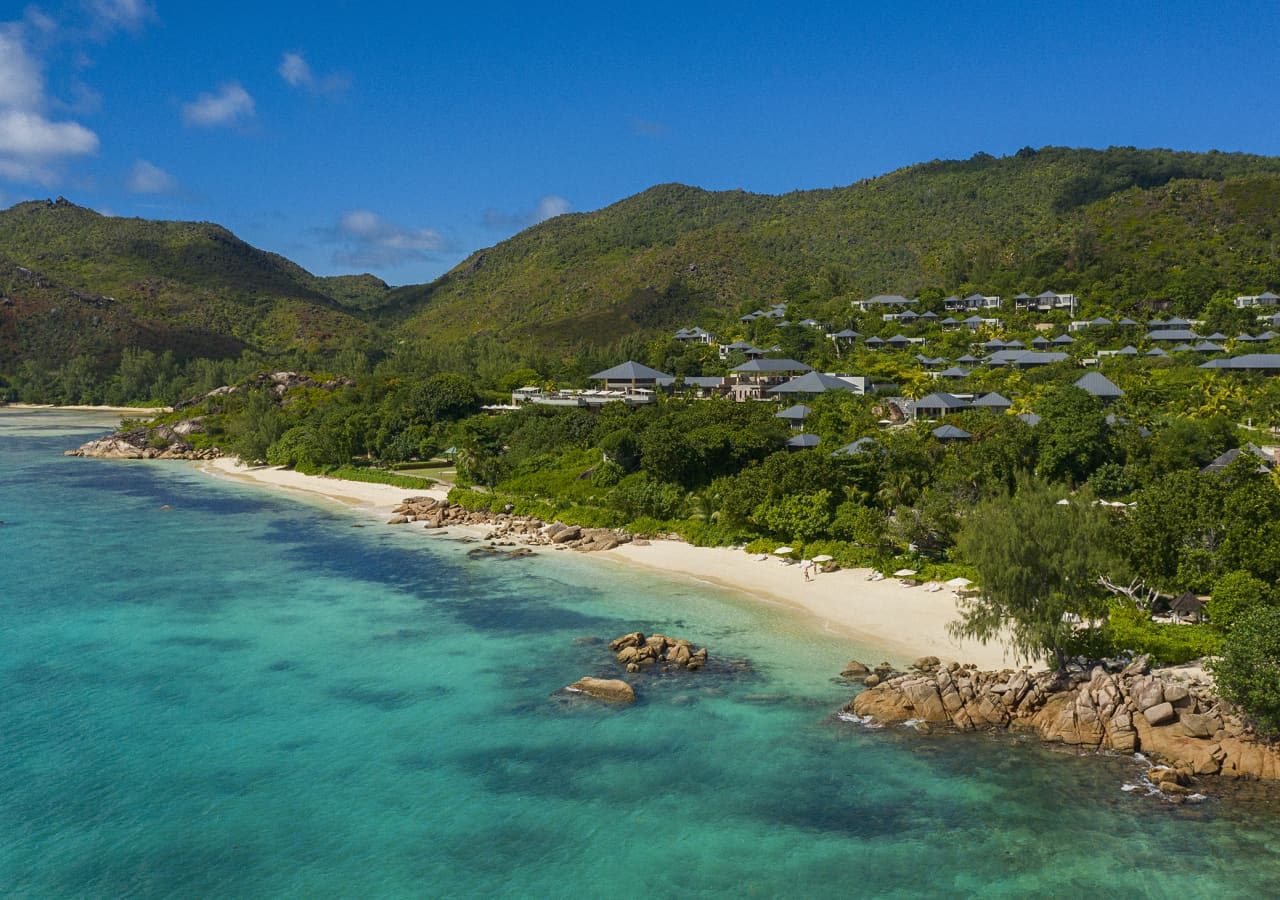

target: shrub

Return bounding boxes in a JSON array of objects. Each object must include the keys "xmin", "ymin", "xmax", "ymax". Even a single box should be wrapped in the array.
[
  {"xmin": 1207, "ymin": 570, "xmax": 1273, "ymax": 631},
  {"xmin": 1210, "ymin": 605, "xmax": 1280, "ymax": 736},
  {"xmin": 1107, "ymin": 602, "xmax": 1223, "ymax": 665}
]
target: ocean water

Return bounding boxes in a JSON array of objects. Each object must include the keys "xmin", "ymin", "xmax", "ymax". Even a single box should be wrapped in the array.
[{"xmin": 3, "ymin": 410, "xmax": 1280, "ymax": 898}]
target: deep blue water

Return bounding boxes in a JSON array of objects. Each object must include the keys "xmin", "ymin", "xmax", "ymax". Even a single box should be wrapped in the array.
[{"xmin": 4, "ymin": 409, "xmax": 1280, "ymax": 898}]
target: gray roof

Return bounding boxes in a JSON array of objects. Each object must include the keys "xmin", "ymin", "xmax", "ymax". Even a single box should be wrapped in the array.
[
  {"xmin": 1004, "ymin": 339, "xmax": 1026, "ymax": 349},
  {"xmin": 1201, "ymin": 445, "xmax": 1274, "ymax": 474},
  {"xmin": 1118, "ymin": 317, "xmax": 1139, "ymax": 326},
  {"xmin": 916, "ymin": 391, "xmax": 971, "ymax": 410},
  {"xmin": 981, "ymin": 339, "xmax": 1008, "ymax": 350},
  {"xmin": 1091, "ymin": 317, "xmax": 1113, "ymax": 326},
  {"xmin": 1031, "ymin": 336, "xmax": 1051, "ymax": 347},
  {"xmin": 1145, "ymin": 347, "xmax": 1169, "ymax": 357},
  {"xmin": 786, "ymin": 433, "xmax": 821, "ymax": 448},
  {"xmin": 938, "ymin": 366, "xmax": 971, "ymax": 378},
  {"xmin": 731, "ymin": 358, "xmax": 814, "ymax": 373},
  {"xmin": 1051, "ymin": 334, "xmax": 1075, "ymax": 345},
  {"xmin": 864, "ymin": 294, "xmax": 915, "ymax": 305},
  {"xmin": 833, "ymin": 436, "xmax": 879, "ymax": 456},
  {"xmin": 722, "ymin": 340, "xmax": 755, "ymax": 350},
  {"xmin": 920, "ymin": 311, "xmax": 939, "ymax": 319},
  {"xmin": 1200, "ymin": 354, "xmax": 1280, "ymax": 371},
  {"xmin": 1147, "ymin": 329, "xmax": 1198, "ymax": 341},
  {"xmin": 1116, "ymin": 345, "xmax": 1139, "ymax": 356},
  {"xmin": 832, "ymin": 329, "xmax": 860, "ymax": 339},
  {"xmin": 955, "ymin": 354, "xmax": 981, "ymax": 364},
  {"xmin": 1192, "ymin": 341, "xmax": 1225, "ymax": 353},
  {"xmin": 1018, "ymin": 412, "xmax": 1042, "ymax": 426},
  {"xmin": 1206, "ymin": 332, "xmax": 1228, "ymax": 341},
  {"xmin": 987, "ymin": 350, "xmax": 1069, "ymax": 366},
  {"xmin": 1074, "ymin": 372, "xmax": 1124, "ymax": 398},
  {"xmin": 768, "ymin": 371, "xmax": 861, "ymax": 394},
  {"xmin": 1172, "ymin": 343, "xmax": 1196, "ymax": 352},
  {"xmin": 886, "ymin": 333, "xmax": 913, "ymax": 344},
  {"xmin": 940, "ymin": 316, "xmax": 960, "ymax": 325},
  {"xmin": 932, "ymin": 424, "xmax": 972, "ymax": 440},
  {"xmin": 654, "ymin": 375, "xmax": 724, "ymax": 389},
  {"xmin": 775, "ymin": 403, "xmax": 813, "ymax": 420},
  {"xmin": 864, "ymin": 336, "xmax": 886, "ymax": 345},
  {"xmin": 972, "ymin": 392, "xmax": 1013, "ymax": 409},
  {"xmin": 591, "ymin": 361, "xmax": 672, "ymax": 381}
]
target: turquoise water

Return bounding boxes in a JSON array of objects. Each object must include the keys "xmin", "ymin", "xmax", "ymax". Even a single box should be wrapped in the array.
[{"xmin": 4, "ymin": 410, "xmax": 1280, "ymax": 898}]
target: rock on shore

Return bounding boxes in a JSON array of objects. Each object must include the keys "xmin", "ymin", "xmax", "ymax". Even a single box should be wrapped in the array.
[
  {"xmin": 389, "ymin": 497, "xmax": 630, "ymax": 553},
  {"xmin": 66, "ymin": 420, "xmax": 220, "ymax": 460},
  {"xmin": 847, "ymin": 655, "xmax": 1280, "ymax": 782}
]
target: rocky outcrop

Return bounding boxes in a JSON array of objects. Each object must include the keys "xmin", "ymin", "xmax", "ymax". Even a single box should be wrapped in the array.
[
  {"xmin": 66, "ymin": 421, "xmax": 221, "ymax": 460},
  {"xmin": 608, "ymin": 631, "xmax": 709, "ymax": 673},
  {"xmin": 389, "ymin": 497, "xmax": 630, "ymax": 553},
  {"xmin": 848, "ymin": 655, "xmax": 1280, "ymax": 784},
  {"xmin": 567, "ymin": 676, "xmax": 636, "ymax": 703},
  {"xmin": 175, "ymin": 371, "xmax": 354, "ymax": 409}
]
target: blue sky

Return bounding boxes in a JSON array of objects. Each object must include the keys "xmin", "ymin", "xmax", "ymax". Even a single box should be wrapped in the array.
[{"xmin": 2, "ymin": 1, "xmax": 1279, "ymax": 285}]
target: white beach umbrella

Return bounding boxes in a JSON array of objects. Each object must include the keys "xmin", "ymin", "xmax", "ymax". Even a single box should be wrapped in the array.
[
  {"xmin": 893, "ymin": 568, "xmax": 918, "ymax": 577},
  {"xmin": 945, "ymin": 577, "xmax": 973, "ymax": 589},
  {"xmin": 811, "ymin": 554, "xmax": 834, "ymax": 563},
  {"xmin": 773, "ymin": 546, "xmax": 795, "ymax": 556}
]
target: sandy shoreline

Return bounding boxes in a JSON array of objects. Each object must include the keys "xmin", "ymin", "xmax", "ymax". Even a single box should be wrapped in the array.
[
  {"xmin": 194, "ymin": 458, "xmax": 1016, "ymax": 669},
  {"xmin": 4, "ymin": 403, "xmax": 172, "ymax": 415}
]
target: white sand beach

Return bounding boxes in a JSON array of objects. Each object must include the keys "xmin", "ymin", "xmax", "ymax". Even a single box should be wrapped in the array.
[
  {"xmin": 199, "ymin": 457, "xmax": 449, "ymax": 512},
  {"xmin": 5, "ymin": 403, "xmax": 172, "ymax": 415},
  {"xmin": 193, "ymin": 457, "xmax": 1018, "ymax": 669}
]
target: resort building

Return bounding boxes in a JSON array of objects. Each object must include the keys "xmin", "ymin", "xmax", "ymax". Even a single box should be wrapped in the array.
[
  {"xmin": 854, "ymin": 293, "xmax": 917, "ymax": 312},
  {"xmin": 728, "ymin": 358, "xmax": 813, "ymax": 401},
  {"xmin": 944, "ymin": 293, "xmax": 1002, "ymax": 312},
  {"xmin": 1234, "ymin": 292, "xmax": 1280, "ymax": 309},
  {"xmin": 1013, "ymin": 291, "xmax": 1079, "ymax": 314}
]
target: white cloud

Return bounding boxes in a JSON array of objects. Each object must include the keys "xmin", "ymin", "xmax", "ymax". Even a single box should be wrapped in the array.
[
  {"xmin": 126, "ymin": 158, "xmax": 175, "ymax": 193},
  {"xmin": 0, "ymin": 109, "xmax": 98, "ymax": 157},
  {"xmin": 87, "ymin": 0, "xmax": 154, "ymax": 32},
  {"xmin": 277, "ymin": 50, "xmax": 349, "ymax": 95},
  {"xmin": 0, "ymin": 11, "xmax": 107, "ymax": 186},
  {"xmin": 482, "ymin": 194, "xmax": 571, "ymax": 229},
  {"xmin": 533, "ymin": 194, "xmax": 569, "ymax": 221},
  {"xmin": 0, "ymin": 24, "xmax": 44, "ymax": 111},
  {"xmin": 331, "ymin": 209, "xmax": 446, "ymax": 268},
  {"xmin": 279, "ymin": 52, "xmax": 311, "ymax": 87},
  {"xmin": 181, "ymin": 82, "xmax": 255, "ymax": 127}
]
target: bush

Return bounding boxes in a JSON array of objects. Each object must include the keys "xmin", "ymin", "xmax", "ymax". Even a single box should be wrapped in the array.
[
  {"xmin": 1208, "ymin": 570, "xmax": 1273, "ymax": 631},
  {"xmin": 610, "ymin": 474, "xmax": 687, "ymax": 521},
  {"xmin": 1211, "ymin": 605, "xmax": 1280, "ymax": 736},
  {"xmin": 1107, "ymin": 602, "xmax": 1223, "ymax": 665}
]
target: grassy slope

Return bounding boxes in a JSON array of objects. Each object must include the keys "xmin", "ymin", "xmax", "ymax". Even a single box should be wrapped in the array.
[{"xmin": 389, "ymin": 147, "xmax": 1280, "ymax": 346}]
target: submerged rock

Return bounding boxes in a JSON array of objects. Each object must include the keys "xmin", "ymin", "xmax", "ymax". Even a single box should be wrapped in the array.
[{"xmin": 567, "ymin": 677, "xmax": 636, "ymax": 704}]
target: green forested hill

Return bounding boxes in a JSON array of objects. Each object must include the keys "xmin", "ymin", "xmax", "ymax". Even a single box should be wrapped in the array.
[
  {"xmin": 4, "ymin": 147, "xmax": 1280, "ymax": 379},
  {"xmin": 389, "ymin": 147, "xmax": 1280, "ymax": 344},
  {"xmin": 0, "ymin": 198, "xmax": 380, "ymax": 372}
]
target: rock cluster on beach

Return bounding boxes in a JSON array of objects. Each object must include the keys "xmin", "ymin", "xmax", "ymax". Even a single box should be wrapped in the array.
[
  {"xmin": 66, "ymin": 419, "xmax": 220, "ymax": 460},
  {"xmin": 608, "ymin": 631, "xmax": 709, "ymax": 673},
  {"xmin": 847, "ymin": 655, "xmax": 1280, "ymax": 784},
  {"xmin": 388, "ymin": 497, "xmax": 632, "ymax": 553}
]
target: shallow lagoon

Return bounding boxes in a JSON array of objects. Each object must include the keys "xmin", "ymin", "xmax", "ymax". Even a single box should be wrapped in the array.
[{"xmin": 4, "ymin": 409, "xmax": 1280, "ymax": 898}]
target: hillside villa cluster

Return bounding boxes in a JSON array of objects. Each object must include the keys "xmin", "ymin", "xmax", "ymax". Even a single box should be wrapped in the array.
[{"xmin": 498, "ymin": 291, "xmax": 1280, "ymax": 451}]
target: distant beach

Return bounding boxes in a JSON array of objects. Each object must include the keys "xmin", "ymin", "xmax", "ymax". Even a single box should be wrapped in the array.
[
  {"xmin": 3, "ymin": 403, "xmax": 172, "ymax": 415},
  {"xmin": 197, "ymin": 457, "xmax": 1015, "ymax": 669}
]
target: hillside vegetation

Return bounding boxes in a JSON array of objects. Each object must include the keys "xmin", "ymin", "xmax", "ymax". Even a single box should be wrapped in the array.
[
  {"xmin": 4, "ymin": 147, "xmax": 1280, "ymax": 382},
  {"xmin": 389, "ymin": 147, "xmax": 1280, "ymax": 344},
  {"xmin": 0, "ymin": 198, "xmax": 381, "ymax": 375}
]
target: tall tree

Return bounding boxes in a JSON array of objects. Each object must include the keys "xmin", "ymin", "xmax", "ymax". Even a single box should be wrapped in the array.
[{"xmin": 951, "ymin": 474, "xmax": 1122, "ymax": 668}]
